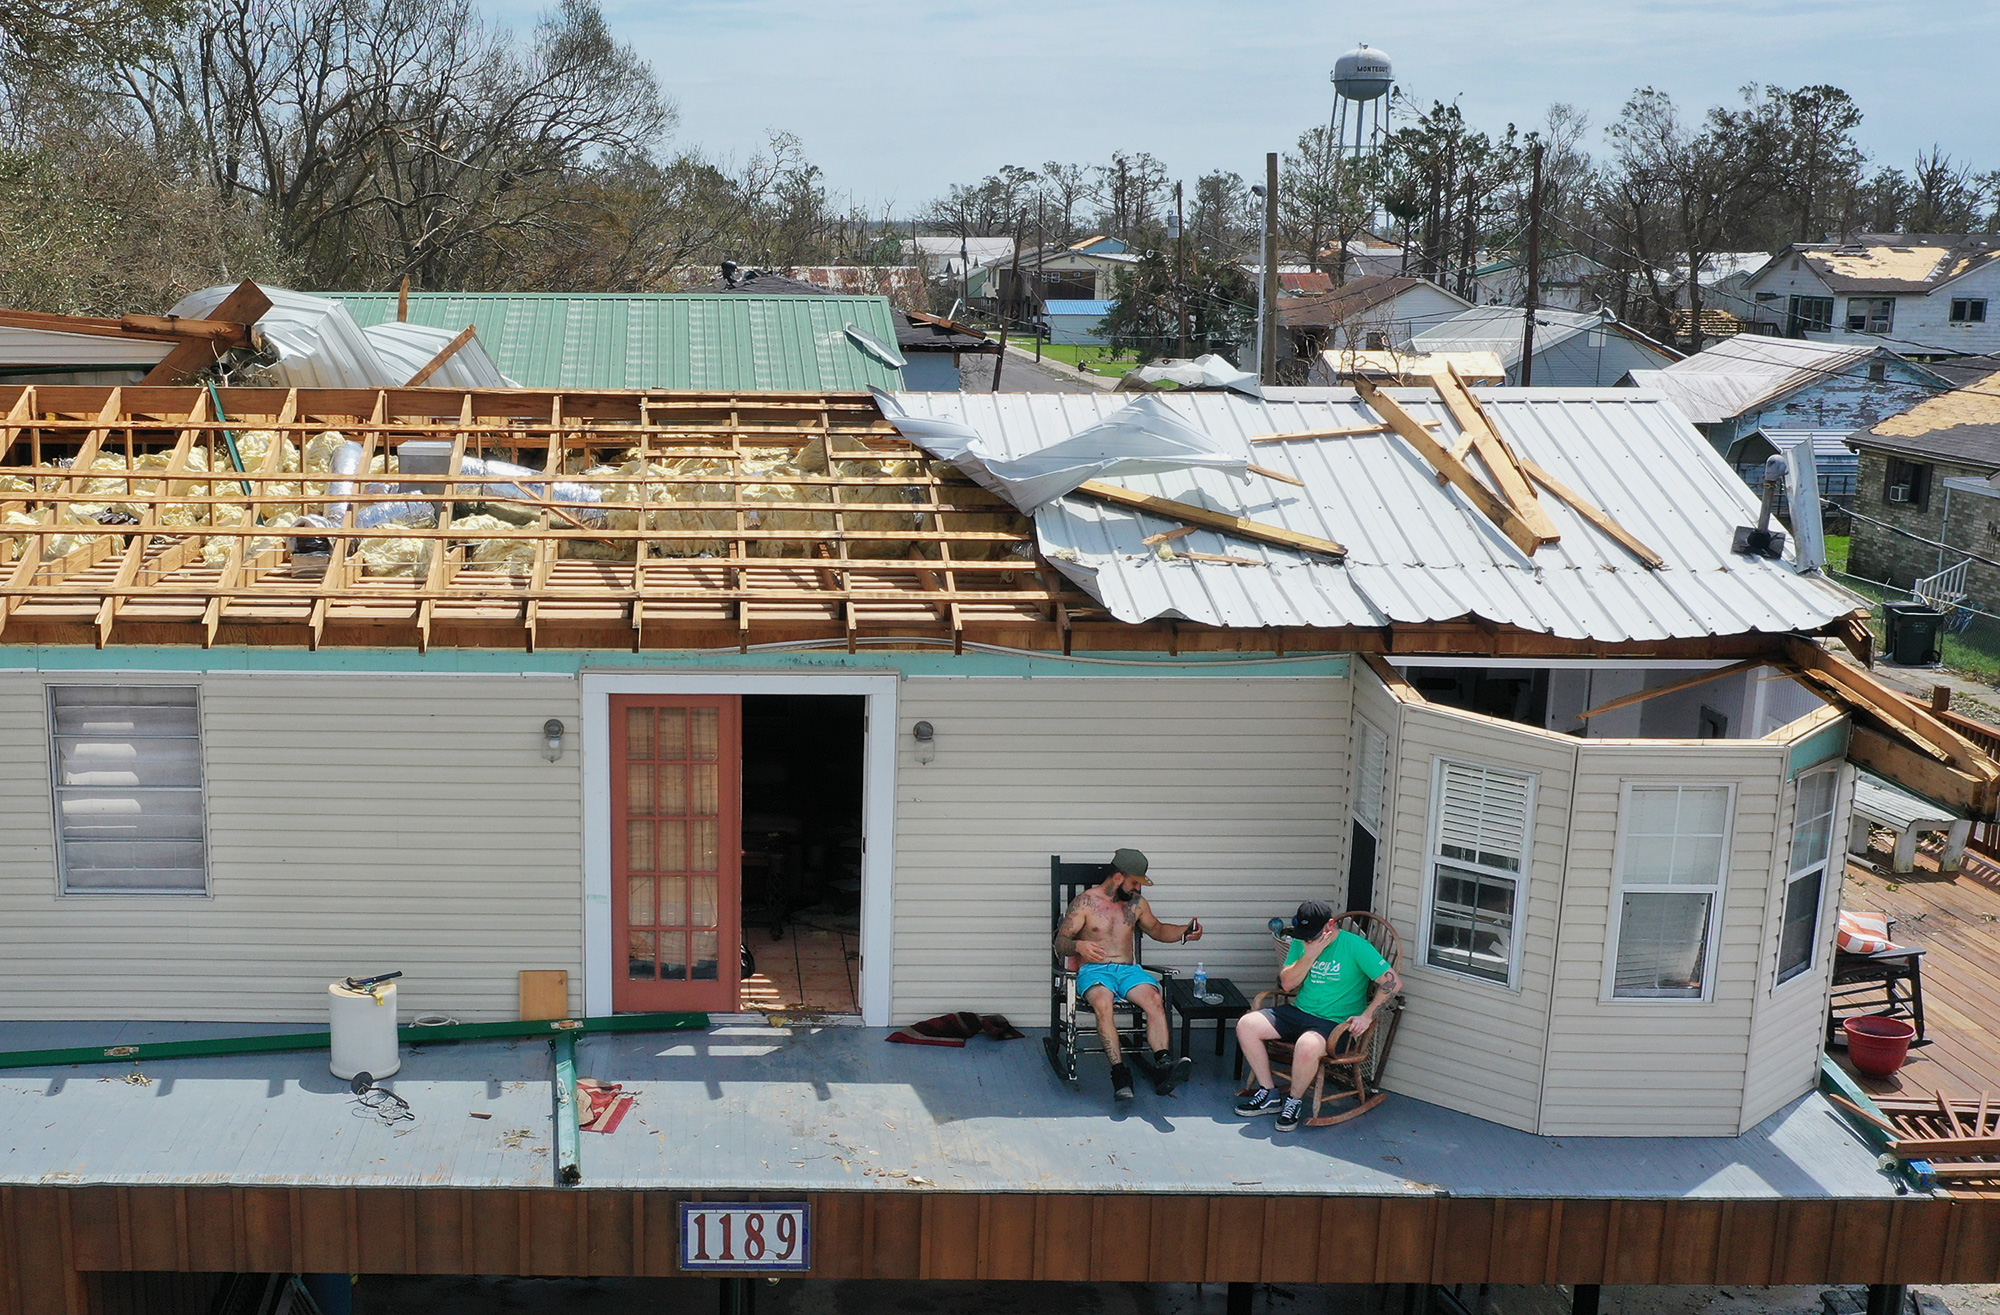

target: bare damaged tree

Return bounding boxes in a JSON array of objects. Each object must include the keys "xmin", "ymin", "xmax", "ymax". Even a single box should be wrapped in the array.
[{"xmin": 115, "ymin": 0, "xmax": 671, "ymax": 287}]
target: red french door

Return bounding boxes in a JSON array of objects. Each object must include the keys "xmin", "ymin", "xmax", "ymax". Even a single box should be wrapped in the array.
[{"xmin": 611, "ymin": 695, "xmax": 742, "ymax": 1012}]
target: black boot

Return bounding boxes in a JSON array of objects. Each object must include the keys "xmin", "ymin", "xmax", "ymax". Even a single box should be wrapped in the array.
[
  {"xmin": 1109, "ymin": 1062, "xmax": 1135, "ymax": 1102},
  {"xmin": 1154, "ymin": 1050, "xmax": 1194, "ymax": 1095}
]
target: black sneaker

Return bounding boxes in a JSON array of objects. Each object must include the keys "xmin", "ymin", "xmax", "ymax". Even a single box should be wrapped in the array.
[
  {"xmin": 1235, "ymin": 1086, "xmax": 1282, "ymax": 1117},
  {"xmin": 1110, "ymin": 1062, "xmax": 1135, "ymax": 1102},
  {"xmin": 1155, "ymin": 1055, "xmax": 1194, "ymax": 1096},
  {"xmin": 1275, "ymin": 1096, "xmax": 1305, "ymax": 1131}
]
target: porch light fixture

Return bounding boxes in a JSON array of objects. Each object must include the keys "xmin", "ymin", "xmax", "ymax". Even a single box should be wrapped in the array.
[
  {"xmin": 912, "ymin": 720, "xmax": 935, "ymax": 765},
  {"xmin": 542, "ymin": 718, "xmax": 566, "ymax": 762}
]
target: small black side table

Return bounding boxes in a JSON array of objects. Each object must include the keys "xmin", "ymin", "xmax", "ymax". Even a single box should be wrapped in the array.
[{"xmin": 1164, "ymin": 975, "xmax": 1252, "ymax": 1077}]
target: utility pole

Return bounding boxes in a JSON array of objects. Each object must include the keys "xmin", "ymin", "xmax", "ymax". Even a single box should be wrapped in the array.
[
  {"xmin": 1517, "ymin": 141, "xmax": 1544, "ymax": 387},
  {"xmin": 991, "ymin": 210, "xmax": 1024, "ymax": 391},
  {"xmin": 1036, "ymin": 196, "xmax": 1045, "ymax": 363},
  {"xmin": 1259, "ymin": 152, "xmax": 1280, "ymax": 384},
  {"xmin": 1175, "ymin": 181, "xmax": 1191, "ymax": 359}
]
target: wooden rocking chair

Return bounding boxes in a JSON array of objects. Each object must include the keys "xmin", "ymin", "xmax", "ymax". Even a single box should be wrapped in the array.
[{"xmin": 1247, "ymin": 910, "xmax": 1406, "ymax": 1127}]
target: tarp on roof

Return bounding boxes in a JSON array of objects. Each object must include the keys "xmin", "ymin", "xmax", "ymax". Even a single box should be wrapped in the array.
[{"xmin": 880, "ymin": 388, "xmax": 1864, "ymax": 641}]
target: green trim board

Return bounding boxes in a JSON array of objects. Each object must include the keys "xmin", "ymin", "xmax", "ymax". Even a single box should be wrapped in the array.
[
  {"xmin": 1789, "ymin": 717, "xmax": 1851, "ymax": 777},
  {"xmin": 0, "ymin": 645, "xmax": 1351, "ymax": 680},
  {"xmin": 0, "ymin": 1012, "xmax": 708, "ymax": 1072},
  {"xmin": 326, "ymin": 292, "xmax": 906, "ymax": 392},
  {"xmin": 553, "ymin": 1031, "xmax": 582, "ymax": 1187},
  {"xmin": 1819, "ymin": 1054, "xmax": 1934, "ymax": 1191}
]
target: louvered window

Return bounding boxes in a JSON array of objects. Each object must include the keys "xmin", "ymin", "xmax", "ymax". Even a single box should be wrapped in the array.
[
  {"xmin": 1610, "ymin": 785, "xmax": 1731, "ymax": 999},
  {"xmin": 49, "ymin": 686, "xmax": 208, "ymax": 894},
  {"xmin": 1354, "ymin": 719, "xmax": 1388, "ymax": 835},
  {"xmin": 1426, "ymin": 760, "xmax": 1534, "ymax": 984}
]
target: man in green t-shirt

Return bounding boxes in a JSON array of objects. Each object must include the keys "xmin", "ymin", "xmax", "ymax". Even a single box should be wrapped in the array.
[{"xmin": 1234, "ymin": 900, "xmax": 1400, "ymax": 1131}]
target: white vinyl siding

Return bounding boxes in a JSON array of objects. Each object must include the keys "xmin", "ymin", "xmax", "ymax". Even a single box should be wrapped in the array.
[
  {"xmin": 890, "ymin": 677, "xmax": 1349, "ymax": 1022},
  {"xmin": 1777, "ymin": 767, "xmax": 1837, "ymax": 985},
  {"xmin": 1425, "ymin": 759, "xmax": 1534, "ymax": 986},
  {"xmin": 1607, "ymin": 784, "xmax": 1733, "ymax": 1001},
  {"xmin": 48, "ymin": 685, "xmax": 208, "ymax": 895},
  {"xmin": 0, "ymin": 674, "xmax": 585, "ymax": 1022},
  {"xmin": 1383, "ymin": 698, "xmax": 1571, "ymax": 1133}
]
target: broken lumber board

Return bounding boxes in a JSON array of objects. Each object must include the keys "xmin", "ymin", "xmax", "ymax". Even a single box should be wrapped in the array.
[
  {"xmin": 139, "ymin": 281, "xmax": 271, "ymax": 385},
  {"xmin": 1353, "ymin": 377, "xmax": 1546, "ymax": 556},
  {"xmin": 1073, "ymin": 480, "xmax": 1345, "ymax": 560},
  {"xmin": 1516, "ymin": 456, "xmax": 1667, "ymax": 569},
  {"xmin": 1249, "ymin": 420, "xmax": 1442, "ymax": 443},
  {"xmin": 1432, "ymin": 366, "xmax": 1562, "ymax": 547},
  {"xmin": 1786, "ymin": 637, "xmax": 1998, "ymax": 778},
  {"xmin": 406, "ymin": 324, "xmax": 479, "ymax": 387},
  {"xmin": 1577, "ymin": 660, "xmax": 1766, "ymax": 720},
  {"xmin": 1246, "ymin": 462, "xmax": 1306, "ymax": 487},
  {"xmin": 1141, "ymin": 525, "xmax": 1197, "ymax": 546}
]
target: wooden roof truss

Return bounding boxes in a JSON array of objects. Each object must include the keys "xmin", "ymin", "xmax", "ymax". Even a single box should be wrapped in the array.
[{"xmin": 0, "ymin": 385, "xmax": 1104, "ymax": 652}]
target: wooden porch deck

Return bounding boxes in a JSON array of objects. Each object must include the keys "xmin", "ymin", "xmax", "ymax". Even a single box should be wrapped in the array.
[{"xmin": 1837, "ymin": 845, "xmax": 2000, "ymax": 1195}]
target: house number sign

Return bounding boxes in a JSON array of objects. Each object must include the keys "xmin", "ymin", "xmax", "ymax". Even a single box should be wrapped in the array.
[{"xmin": 678, "ymin": 1202, "xmax": 811, "ymax": 1271}]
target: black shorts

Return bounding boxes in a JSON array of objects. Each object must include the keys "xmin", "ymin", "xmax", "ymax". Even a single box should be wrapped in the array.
[{"xmin": 1262, "ymin": 1004, "xmax": 1359, "ymax": 1054}]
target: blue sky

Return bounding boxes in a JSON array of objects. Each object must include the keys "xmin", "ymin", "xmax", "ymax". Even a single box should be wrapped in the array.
[{"xmin": 483, "ymin": 0, "xmax": 1998, "ymax": 216}]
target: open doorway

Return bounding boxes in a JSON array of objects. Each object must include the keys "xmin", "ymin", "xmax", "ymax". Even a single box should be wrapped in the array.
[{"xmin": 738, "ymin": 695, "xmax": 866, "ymax": 1015}]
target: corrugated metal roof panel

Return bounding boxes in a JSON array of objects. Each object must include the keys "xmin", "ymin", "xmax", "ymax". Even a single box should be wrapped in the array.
[
  {"xmin": 885, "ymin": 389, "xmax": 1865, "ymax": 641},
  {"xmin": 328, "ymin": 292, "xmax": 905, "ymax": 392}
]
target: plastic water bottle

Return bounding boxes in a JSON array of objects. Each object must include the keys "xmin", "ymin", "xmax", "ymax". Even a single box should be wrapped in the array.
[{"xmin": 1192, "ymin": 962, "xmax": 1208, "ymax": 1000}]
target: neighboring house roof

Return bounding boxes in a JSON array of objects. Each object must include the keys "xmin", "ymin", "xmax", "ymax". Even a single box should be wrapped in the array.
[
  {"xmin": 1746, "ymin": 428, "xmax": 1863, "ymax": 470},
  {"xmin": 1624, "ymin": 335, "xmax": 1946, "ymax": 425},
  {"xmin": 326, "ymin": 291, "xmax": 906, "ymax": 391},
  {"xmin": 1850, "ymin": 368, "xmax": 2000, "ymax": 466},
  {"xmin": 1044, "ymin": 300, "xmax": 1112, "ymax": 316},
  {"xmin": 1688, "ymin": 252, "xmax": 1776, "ymax": 284},
  {"xmin": 1069, "ymin": 235, "xmax": 1132, "ymax": 255},
  {"xmin": 1777, "ymin": 234, "xmax": 2000, "ymax": 295},
  {"xmin": 1312, "ymin": 348, "xmax": 1507, "ymax": 385},
  {"xmin": 698, "ymin": 270, "xmax": 983, "ymax": 352},
  {"xmin": 880, "ymin": 388, "xmax": 1860, "ymax": 641},
  {"xmin": 1279, "ymin": 272, "xmax": 1334, "ymax": 296},
  {"xmin": 1413, "ymin": 306, "xmax": 1681, "ymax": 369},
  {"xmin": 907, "ymin": 235, "xmax": 1014, "ymax": 261},
  {"xmin": 1931, "ymin": 353, "xmax": 2000, "ymax": 388},
  {"xmin": 1277, "ymin": 275, "xmax": 1468, "ymax": 329}
]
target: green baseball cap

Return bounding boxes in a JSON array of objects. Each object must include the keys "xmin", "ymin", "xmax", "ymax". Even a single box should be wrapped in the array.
[{"xmin": 1111, "ymin": 848, "xmax": 1151, "ymax": 881}]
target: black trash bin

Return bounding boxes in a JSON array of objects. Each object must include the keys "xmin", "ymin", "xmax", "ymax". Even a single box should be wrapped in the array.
[{"xmin": 1883, "ymin": 599, "xmax": 1945, "ymax": 666}]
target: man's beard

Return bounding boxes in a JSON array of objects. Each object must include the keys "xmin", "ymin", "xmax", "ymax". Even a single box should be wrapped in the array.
[{"xmin": 1113, "ymin": 886, "xmax": 1139, "ymax": 903}]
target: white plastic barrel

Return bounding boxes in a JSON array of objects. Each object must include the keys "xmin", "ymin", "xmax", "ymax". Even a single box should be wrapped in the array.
[{"xmin": 328, "ymin": 980, "xmax": 400, "ymax": 1080}]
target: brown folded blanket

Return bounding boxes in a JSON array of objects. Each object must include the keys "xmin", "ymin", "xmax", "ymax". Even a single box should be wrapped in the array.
[{"xmin": 887, "ymin": 1012, "xmax": 1026, "ymax": 1046}]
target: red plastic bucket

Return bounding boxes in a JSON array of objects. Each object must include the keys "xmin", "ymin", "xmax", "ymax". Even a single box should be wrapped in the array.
[{"xmin": 1844, "ymin": 1015, "xmax": 1917, "ymax": 1077}]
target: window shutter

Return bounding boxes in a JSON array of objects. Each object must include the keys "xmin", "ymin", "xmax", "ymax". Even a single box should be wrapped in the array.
[
  {"xmin": 1437, "ymin": 761, "xmax": 1531, "ymax": 873},
  {"xmin": 1355, "ymin": 721, "xmax": 1388, "ymax": 834}
]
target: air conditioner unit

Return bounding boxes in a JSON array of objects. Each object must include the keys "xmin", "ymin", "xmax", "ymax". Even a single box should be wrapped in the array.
[{"xmin": 1888, "ymin": 485, "xmax": 1913, "ymax": 503}]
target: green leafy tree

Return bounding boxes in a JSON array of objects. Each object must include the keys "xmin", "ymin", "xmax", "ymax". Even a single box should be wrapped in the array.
[{"xmin": 1100, "ymin": 247, "xmax": 1253, "ymax": 363}]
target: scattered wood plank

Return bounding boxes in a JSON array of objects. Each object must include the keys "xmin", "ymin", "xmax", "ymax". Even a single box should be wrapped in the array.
[
  {"xmin": 1353, "ymin": 376, "xmax": 1544, "ymax": 556},
  {"xmin": 1246, "ymin": 463, "xmax": 1306, "ymax": 487},
  {"xmin": 1248, "ymin": 420, "xmax": 1442, "ymax": 443},
  {"xmin": 139, "ymin": 281, "xmax": 271, "ymax": 385},
  {"xmin": 1575, "ymin": 659, "xmax": 1767, "ymax": 721},
  {"xmin": 1072, "ymin": 480, "xmax": 1345, "ymax": 560},
  {"xmin": 1431, "ymin": 365, "xmax": 1561, "ymax": 548},
  {"xmin": 404, "ymin": 325, "xmax": 478, "ymax": 387},
  {"xmin": 1174, "ymin": 550, "xmax": 1263, "ymax": 566},
  {"xmin": 1516, "ymin": 456, "xmax": 1667, "ymax": 569},
  {"xmin": 1141, "ymin": 525, "xmax": 1196, "ymax": 546}
]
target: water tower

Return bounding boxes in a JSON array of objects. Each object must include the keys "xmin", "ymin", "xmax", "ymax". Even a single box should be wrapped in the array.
[{"xmin": 1329, "ymin": 44, "xmax": 1394, "ymax": 163}]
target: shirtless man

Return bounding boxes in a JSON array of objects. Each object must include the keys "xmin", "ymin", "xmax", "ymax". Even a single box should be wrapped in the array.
[{"xmin": 1053, "ymin": 848, "xmax": 1204, "ymax": 1102}]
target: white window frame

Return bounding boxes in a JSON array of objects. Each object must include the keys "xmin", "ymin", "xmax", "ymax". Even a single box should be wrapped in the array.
[
  {"xmin": 47, "ymin": 683, "xmax": 212, "ymax": 897},
  {"xmin": 1601, "ymin": 781, "xmax": 1737, "ymax": 1004},
  {"xmin": 1419, "ymin": 757, "xmax": 1537, "ymax": 991},
  {"xmin": 1775, "ymin": 765, "xmax": 1841, "ymax": 990}
]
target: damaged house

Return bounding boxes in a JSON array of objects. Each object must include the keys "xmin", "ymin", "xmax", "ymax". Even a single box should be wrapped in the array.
[{"xmin": 0, "ymin": 360, "xmax": 1995, "ymax": 1302}]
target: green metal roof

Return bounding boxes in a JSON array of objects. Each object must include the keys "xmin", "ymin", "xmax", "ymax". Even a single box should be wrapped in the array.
[{"xmin": 327, "ymin": 292, "xmax": 906, "ymax": 391}]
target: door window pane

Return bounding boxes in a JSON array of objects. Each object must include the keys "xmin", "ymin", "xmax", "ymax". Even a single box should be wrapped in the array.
[
  {"xmin": 627, "ymin": 764, "xmax": 655, "ymax": 816},
  {"xmin": 626, "ymin": 820, "xmax": 654, "ymax": 871},
  {"xmin": 625, "ymin": 707, "xmax": 653, "ymax": 759},
  {"xmin": 690, "ymin": 820, "xmax": 718, "ymax": 872},
  {"xmin": 690, "ymin": 708, "xmax": 719, "ymax": 761},
  {"xmin": 627, "ymin": 931, "xmax": 656, "ymax": 979},
  {"xmin": 628, "ymin": 876, "xmax": 655, "ymax": 927},
  {"xmin": 691, "ymin": 929, "xmax": 720, "ymax": 980},
  {"xmin": 657, "ymin": 709, "xmax": 687, "ymax": 760},
  {"xmin": 690, "ymin": 764, "xmax": 719, "ymax": 816}
]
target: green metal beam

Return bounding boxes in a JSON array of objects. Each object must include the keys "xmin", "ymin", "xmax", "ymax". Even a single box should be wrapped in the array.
[
  {"xmin": 0, "ymin": 1011, "xmax": 708, "ymax": 1072},
  {"xmin": 552, "ymin": 1032, "xmax": 582, "ymax": 1187}
]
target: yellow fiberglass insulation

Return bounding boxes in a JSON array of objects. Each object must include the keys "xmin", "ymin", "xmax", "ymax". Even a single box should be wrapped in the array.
[
  {"xmin": 457, "ymin": 514, "xmax": 537, "ymax": 574},
  {"xmin": 198, "ymin": 512, "xmax": 302, "ymax": 567},
  {"xmin": 78, "ymin": 450, "xmax": 212, "ymax": 524}
]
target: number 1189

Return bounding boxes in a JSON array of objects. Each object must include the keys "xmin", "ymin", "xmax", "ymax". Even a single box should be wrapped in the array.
[{"xmin": 679, "ymin": 1204, "xmax": 810, "ymax": 1271}]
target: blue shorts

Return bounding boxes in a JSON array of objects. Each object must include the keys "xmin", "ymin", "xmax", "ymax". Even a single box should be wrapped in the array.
[{"xmin": 1077, "ymin": 963, "xmax": 1161, "ymax": 1001}]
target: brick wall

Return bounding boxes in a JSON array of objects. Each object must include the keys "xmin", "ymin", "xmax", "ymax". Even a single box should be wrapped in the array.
[{"xmin": 1849, "ymin": 449, "xmax": 2000, "ymax": 602}]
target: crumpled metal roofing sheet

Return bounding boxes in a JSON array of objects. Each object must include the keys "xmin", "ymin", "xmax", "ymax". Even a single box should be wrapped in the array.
[
  {"xmin": 885, "ymin": 388, "xmax": 1865, "ymax": 642},
  {"xmin": 361, "ymin": 321, "xmax": 514, "ymax": 388}
]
